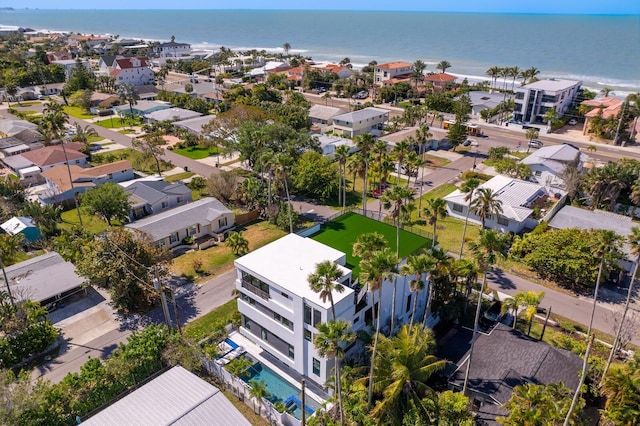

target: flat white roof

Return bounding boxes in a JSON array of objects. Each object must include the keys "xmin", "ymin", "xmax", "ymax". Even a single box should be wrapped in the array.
[
  {"xmin": 522, "ymin": 79, "xmax": 581, "ymax": 92},
  {"xmin": 234, "ymin": 234, "xmax": 353, "ymax": 308}
]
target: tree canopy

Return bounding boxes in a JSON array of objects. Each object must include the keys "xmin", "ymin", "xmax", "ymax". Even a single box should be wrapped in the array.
[{"xmin": 81, "ymin": 182, "xmax": 131, "ymax": 225}]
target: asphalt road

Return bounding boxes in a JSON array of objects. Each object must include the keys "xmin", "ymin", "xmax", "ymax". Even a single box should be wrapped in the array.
[{"xmin": 33, "ymin": 269, "xmax": 238, "ymax": 383}]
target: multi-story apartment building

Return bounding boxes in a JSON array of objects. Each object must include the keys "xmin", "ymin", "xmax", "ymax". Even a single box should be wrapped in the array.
[
  {"xmin": 374, "ymin": 61, "xmax": 413, "ymax": 86},
  {"xmin": 513, "ymin": 79, "xmax": 582, "ymax": 124},
  {"xmin": 234, "ymin": 233, "xmax": 429, "ymax": 388}
]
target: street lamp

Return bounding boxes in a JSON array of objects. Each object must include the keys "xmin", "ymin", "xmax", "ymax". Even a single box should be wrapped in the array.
[{"xmin": 472, "ymin": 145, "xmax": 479, "ymax": 170}]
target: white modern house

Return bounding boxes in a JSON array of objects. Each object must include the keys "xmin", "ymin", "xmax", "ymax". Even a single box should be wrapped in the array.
[
  {"xmin": 234, "ymin": 232, "xmax": 429, "ymax": 388},
  {"xmin": 520, "ymin": 144, "xmax": 589, "ymax": 192},
  {"xmin": 151, "ymin": 40, "xmax": 191, "ymax": 58},
  {"xmin": 444, "ymin": 175, "xmax": 550, "ymax": 234},
  {"xmin": 513, "ymin": 79, "xmax": 582, "ymax": 125},
  {"xmin": 374, "ymin": 61, "xmax": 413, "ymax": 86},
  {"xmin": 331, "ymin": 107, "xmax": 390, "ymax": 137}
]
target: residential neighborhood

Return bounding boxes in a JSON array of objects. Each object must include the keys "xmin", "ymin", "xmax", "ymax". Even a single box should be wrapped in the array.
[{"xmin": 0, "ymin": 17, "xmax": 639, "ymax": 426}]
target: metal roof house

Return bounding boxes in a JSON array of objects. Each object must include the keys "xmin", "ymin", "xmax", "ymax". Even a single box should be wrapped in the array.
[
  {"xmin": 331, "ymin": 107, "xmax": 390, "ymax": 137},
  {"xmin": 122, "ymin": 180, "xmax": 192, "ymax": 221},
  {"xmin": 4, "ymin": 252, "xmax": 84, "ymax": 304},
  {"xmin": 125, "ymin": 197, "xmax": 234, "ymax": 250},
  {"xmin": 444, "ymin": 175, "xmax": 550, "ymax": 234},
  {"xmin": 83, "ymin": 365, "xmax": 250, "ymax": 426},
  {"xmin": 0, "ymin": 216, "xmax": 40, "ymax": 243},
  {"xmin": 144, "ymin": 108, "xmax": 203, "ymax": 124}
]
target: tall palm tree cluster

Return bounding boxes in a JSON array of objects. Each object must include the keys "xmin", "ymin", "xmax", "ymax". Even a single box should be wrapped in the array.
[
  {"xmin": 485, "ymin": 65, "xmax": 540, "ymax": 92},
  {"xmin": 582, "ymin": 158, "xmax": 640, "ymax": 212}
]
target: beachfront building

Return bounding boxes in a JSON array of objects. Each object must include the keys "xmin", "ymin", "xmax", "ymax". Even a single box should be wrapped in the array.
[
  {"xmin": 444, "ymin": 175, "xmax": 550, "ymax": 234},
  {"xmin": 424, "ymin": 72, "xmax": 457, "ymax": 91},
  {"xmin": 374, "ymin": 61, "xmax": 413, "ymax": 86},
  {"xmin": 519, "ymin": 144, "xmax": 589, "ymax": 191},
  {"xmin": 580, "ymin": 97, "xmax": 625, "ymax": 136},
  {"xmin": 331, "ymin": 107, "xmax": 390, "ymax": 137},
  {"xmin": 151, "ymin": 40, "xmax": 191, "ymax": 58},
  {"xmin": 234, "ymin": 217, "xmax": 431, "ymax": 389},
  {"xmin": 513, "ymin": 79, "xmax": 582, "ymax": 125},
  {"xmin": 109, "ymin": 57, "xmax": 155, "ymax": 87}
]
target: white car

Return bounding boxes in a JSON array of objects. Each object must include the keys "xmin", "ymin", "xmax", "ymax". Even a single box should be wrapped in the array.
[{"xmin": 568, "ymin": 118, "xmax": 578, "ymax": 125}]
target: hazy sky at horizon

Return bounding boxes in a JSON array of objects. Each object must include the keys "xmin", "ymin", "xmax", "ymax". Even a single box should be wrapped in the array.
[{"xmin": 3, "ymin": 0, "xmax": 639, "ymax": 14}]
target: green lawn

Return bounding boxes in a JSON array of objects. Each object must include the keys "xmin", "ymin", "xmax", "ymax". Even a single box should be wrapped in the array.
[
  {"xmin": 63, "ymin": 105, "xmax": 94, "ymax": 119},
  {"xmin": 184, "ymin": 299, "xmax": 238, "ymax": 341},
  {"xmin": 423, "ymin": 154, "xmax": 451, "ymax": 168},
  {"xmin": 59, "ymin": 209, "xmax": 113, "ymax": 234},
  {"xmin": 87, "ymin": 135, "xmax": 105, "ymax": 143},
  {"xmin": 311, "ymin": 212, "xmax": 430, "ymax": 276},
  {"xmin": 21, "ymin": 110, "xmax": 39, "ymax": 115},
  {"xmin": 117, "ymin": 129, "xmax": 135, "ymax": 134},
  {"xmin": 410, "ymin": 183, "xmax": 482, "ymax": 256},
  {"xmin": 164, "ymin": 171, "xmax": 194, "ymax": 182},
  {"xmin": 16, "ymin": 101, "xmax": 41, "ymax": 107},
  {"xmin": 173, "ymin": 145, "xmax": 220, "ymax": 160},
  {"xmin": 95, "ymin": 116, "xmax": 142, "ymax": 129}
]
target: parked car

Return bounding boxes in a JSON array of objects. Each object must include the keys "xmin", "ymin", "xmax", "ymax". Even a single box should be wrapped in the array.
[
  {"xmin": 528, "ymin": 140, "xmax": 544, "ymax": 149},
  {"xmin": 568, "ymin": 118, "xmax": 578, "ymax": 125},
  {"xmin": 480, "ymin": 300, "xmax": 503, "ymax": 329}
]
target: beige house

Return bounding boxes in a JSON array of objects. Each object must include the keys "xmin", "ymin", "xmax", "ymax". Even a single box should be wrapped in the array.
[{"xmin": 374, "ymin": 61, "xmax": 413, "ymax": 86}]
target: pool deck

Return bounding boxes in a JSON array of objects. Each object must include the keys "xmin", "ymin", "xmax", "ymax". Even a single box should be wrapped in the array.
[{"xmin": 228, "ymin": 331, "xmax": 328, "ymax": 406}]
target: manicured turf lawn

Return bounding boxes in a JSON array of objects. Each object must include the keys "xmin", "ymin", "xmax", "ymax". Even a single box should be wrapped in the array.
[
  {"xmin": 63, "ymin": 106, "xmax": 94, "ymax": 119},
  {"xmin": 311, "ymin": 212, "xmax": 430, "ymax": 276},
  {"xmin": 164, "ymin": 171, "xmax": 194, "ymax": 182},
  {"xmin": 95, "ymin": 116, "xmax": 142, "ymax": 129},
  {"xmin": 173, "ymin": 145, "xmax": 220, "ymax": 160}
]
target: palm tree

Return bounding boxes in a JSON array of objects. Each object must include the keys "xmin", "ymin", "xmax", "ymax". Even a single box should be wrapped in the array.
[
  {"xmin": 359, "ymin": 247, "xmax": 399, "ymax": 410},
  {"xmin": 436, "ymin": 60, "xmax": 452, "ymax": 74},
  {"xmin": 372, "ymin": 139, "xmax": 388, "ymax": 191},
  {"xmin": 404, "ymin": 151, "xmax": 422, "ymax": 188},
  {"xmin": 248, "ymin": 378, "xmax": 270, "ymax": 416},
  {"xmin": 401, "ymin": 253, "xmax": 435, "ymax": 326},
  {"xmin": 334, "ymin": 145, "xmax": 351, "ymax": 210},
  {"xmin": 347, "ymin": 151, "xmax": 366, "ymax": 192},
  {"xmin": 226, "ymin": 231, "xmax": 249, "ymax": 256},
  {"xmin": 381, "ymin": 185, "xmax": 415, "ymax": 256},
  {"xmin": 368, "ymin": 324, "xmax": 447, "ymax": 424},
  {"xmin": 458, "ymin": 177, "xmax": 481, "ymax": 257},
  {"xmin": 508, "ymin": 66, "xmax": 521, "ymax": 92},
  {"xmin": 542, "ymin": 107, "xmax": 557, "ymax": 131},
  {"xmin": 452, "ymin": 258, "xmax": 478, "ymax": 314},
  {"xmin": 525, "ymin": 127, "xmax": 539, "ymax": 154},
  {"xmin": 600, "ymin": 354, "xmax": 640, "ymax": 426},
  {"xmin": 424, "ymin": 197, "xmax": 447, "ymax": 249},
  {"xmin": 415, "ymin": 125, "xmax": 432, "ymax": 215},
  {"xmin": 282, "ymin": 42, "xmax": 291, "ymax": 57},
  {"xmin": 485, "ymin": 66, "xmax": 501, "ymax": 92},
  {"xmin": 354, "ymin": 134, "xmax": 375, "ymax": 215},
  {"xmin": 314, "ymin": 320, "xmax": 355, "ymax": 426},
  {"xmin": 352, "ymin": 232, "xmax": 388, "ymax": 264},
  {"xmin": 463, "ymin": 230, "xmax": 510, "ymax": 393},
  {"xmin": 0, "ymin": 233, "xmax": 24, "ymax": 306},
  {"xmin": 586, "ymin": 230, "xmax": 622, "ymax": 337},
  {"xmin": 600, "ymin": 87, "xmax": 614, "ymax": 97},
  {"xmin": 117, "ymin": 83, "xmax": 139, "ymax": 118},
  {"xmin": 411, "ymin": 60, "xmax": 427, "ymax": 90},
  {"xmin": 602, "ymin": 227, "xmax": 640, "ymax": 380},
  {"xmin": 392, "ymin": 139, "xmax": 410, "ymax": 185},
  {"xmin": 308, "ymin": 260, "xmax": 345, "ymax": 320},
  {"xmin": 72, "ymin": 123, "xmax": 99, "ymax": 146},
  {"xmin": 470, "ymin": 187, "xmax": 503, "ymax": 229},
  {"xmin": 500, "ymin": 290, "xmax": 544, "ymax": 332},
  {"xmin": 274, "ymin": 153, "xmax": 294, "ymax": 233}
]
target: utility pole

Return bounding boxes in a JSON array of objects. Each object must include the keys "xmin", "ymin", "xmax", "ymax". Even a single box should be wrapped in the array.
[
  {"xmin": 564, "ymin": 334, "xmax": 594, "ymax": 426},
  {"xmin": 153, "ymin": 267, "xmax": 172, "ymax": 330},
  {"xmin": 170, "ymin": 285, "xmax": 182, "ymax": 334},
  {"xmin": 462, "ymin": 273, "xmax": 486, "ymax": 394},
  {"xmin": 61, "ymin": 137, "xmax": 83, "ymax": 227}
]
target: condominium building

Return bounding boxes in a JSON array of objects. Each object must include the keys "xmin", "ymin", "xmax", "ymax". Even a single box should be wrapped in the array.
[
  {"xmin": 234, "ymin": 232, "xmax": 429, "ymax": 388},
  {"xmin": 513, "ymin": 79, "xmax": 582, "ymax": 124}
]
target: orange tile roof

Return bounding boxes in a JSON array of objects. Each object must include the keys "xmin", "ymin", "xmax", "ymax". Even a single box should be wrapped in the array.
[
  {"xmin": 424, "ymin": 72, "xmax": 457, "ymax": 82},
  {"xmin": 377, "ymin": 61, "xmax": 413, "ymax": 70},
  {"xmin": 41, "ymin": 160, "xmax": 132, "ymax": 193},
  {"xmin": 583, "ymin": 97, "xmax": 623, "ymax": 119},
  {"xmin": 81, "ymin": 160, "xmax": 132, "ymax": 177}
]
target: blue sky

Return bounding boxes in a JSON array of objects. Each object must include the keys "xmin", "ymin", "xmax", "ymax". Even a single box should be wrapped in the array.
[{"xmin": 8, "ymin": 0, "xmax": 640, "ymax": 14}]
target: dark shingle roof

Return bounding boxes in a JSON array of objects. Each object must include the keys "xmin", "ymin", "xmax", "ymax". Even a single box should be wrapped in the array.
[
  {"xmin": 125, "ymin": 181, "xmax": 191, "ymax": 205},
  {"xmin": 449, "ymin": 324, "xmax": 582, "ymax": 404}
]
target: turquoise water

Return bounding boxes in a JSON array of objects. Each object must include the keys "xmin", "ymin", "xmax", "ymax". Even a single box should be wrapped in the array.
[
  {"xmin": 2, "ymin": 10, "xmax": 639, "ymax": 94},
  {"xmin": 241, "ymin": 361, "xmax": 319, "ymax": 420}
]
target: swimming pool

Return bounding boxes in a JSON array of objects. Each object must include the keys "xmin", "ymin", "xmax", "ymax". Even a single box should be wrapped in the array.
[{"xmin": 241, "ymin": 360, "xmax": 320, "ymax": 420}]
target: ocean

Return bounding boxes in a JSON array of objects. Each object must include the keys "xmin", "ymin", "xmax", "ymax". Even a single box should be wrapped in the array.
[{"xmin": 2, "ymin": 9, "xmax": 639, "ymax": 95}]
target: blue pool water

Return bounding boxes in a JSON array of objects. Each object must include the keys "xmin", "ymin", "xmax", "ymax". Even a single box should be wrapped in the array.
[{"xmin": 241, "ymin": 361, "xmax": 319, "ymax": 420}]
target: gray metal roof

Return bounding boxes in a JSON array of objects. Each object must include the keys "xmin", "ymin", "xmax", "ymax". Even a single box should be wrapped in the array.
[
  {"xmin": 144, "ymin": 108, "xmax": 203, "ymax": 122},
  {"xmin": 4, "ymin": 252, "xmax": 84, "ymax": 302},
  {"xmin": 309, "ymin": 104, "xmax": 346, "ymax": 121},
  {"xmin": 126, "ymin": 197, "xmax": 232, "ymax": 241},
  {"xmin": 332, "ymin": 107, "xmax": 390, "ymax": 124},
  {"xmin": 520, "ymin": 144, "xmax": 587, "ymax": 174},
  {"xmin": 84, "ymin": 366, "xmax": 251, "ymax": 426},
  {"xmin": 174, "ymin": 116, "xmax": 216, "ymax": 135}
]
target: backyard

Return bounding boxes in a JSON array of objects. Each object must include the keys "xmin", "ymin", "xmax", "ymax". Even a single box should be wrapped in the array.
[{"xmin": 310, "ymin": 211, "xmax": 430, "ymax": 276}]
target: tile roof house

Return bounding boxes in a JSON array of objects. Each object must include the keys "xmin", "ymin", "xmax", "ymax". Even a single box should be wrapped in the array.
[
  {"xmin": 374, "ymin": 61, "xmax": 413, "ymax": 86},
  {"xmin": 444, "ymin": 175, "xmax": 550, "ymax": 234},
  {"xmin": 319, "ymin": 64, "xmax": 353, "ymax": 79},
  {"xmin": 83, "ymin": 366, "xmax": 250, "ymax": 426},
  {"xmin": 581, "ymin": 97, "xmax": 624, "ymax": 135},
  {"xmin": 20, "ymin": 143, "xmax": 87, "ymax": 171},
  {"xmin": 122, "ymin": 180, "xmax": 192, "ymax": 220},
  {"xmin": 519, "ymin": 144, "xmax": 589, "ymax": 192},
  {"xmin": 441, "ymin": 324, "xmax": 582, "ymax": 423},
  {"xmin": 39, "ymin": 160, "xmax": 134, "ymax": 204},
  {"xmin": 331, "ymin": 107, "xmax": 390, "ymax": 137},
  {"xmin": 424, "ymin": 72, "xmax": 457, "ymax": 90},
  {"xmin": 125, "ymin": 197, "xmax": 234, "ymax": 249},
  {"xmin": 110, "ymin": 57, "xmax": 154, "ymax": 86}
]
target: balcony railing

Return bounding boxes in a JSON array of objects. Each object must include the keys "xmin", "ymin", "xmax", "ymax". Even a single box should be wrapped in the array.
[{"xmin": 242, "ymin": 279, "xmax": 270, "ymax": 300}]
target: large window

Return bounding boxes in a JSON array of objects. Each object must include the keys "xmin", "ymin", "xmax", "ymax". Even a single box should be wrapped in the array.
[
  {"xmin": 497, "ymin": 216, "xmax": 509, "ymax": 226},
  {"xmin": 241, "ymin": 271, "xmax": 270, "ymax": 299},
  {"xmin": 452, "ymin": 203, "xmax": 463, "ymax": 213},
  {"xmin": 313, "ymin": 358, "xmax": 320, "ymax": 376},
  {"xmin": 313, "ymin": 309, "xmax": 322, "ymax": 327},
  {"xmin": 304, "ymin": 329, "xmax": 312, "ymax": 342},
  {"xmin": 304, "ymin": 305, "xmax": 312, "ymax": 325}
]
